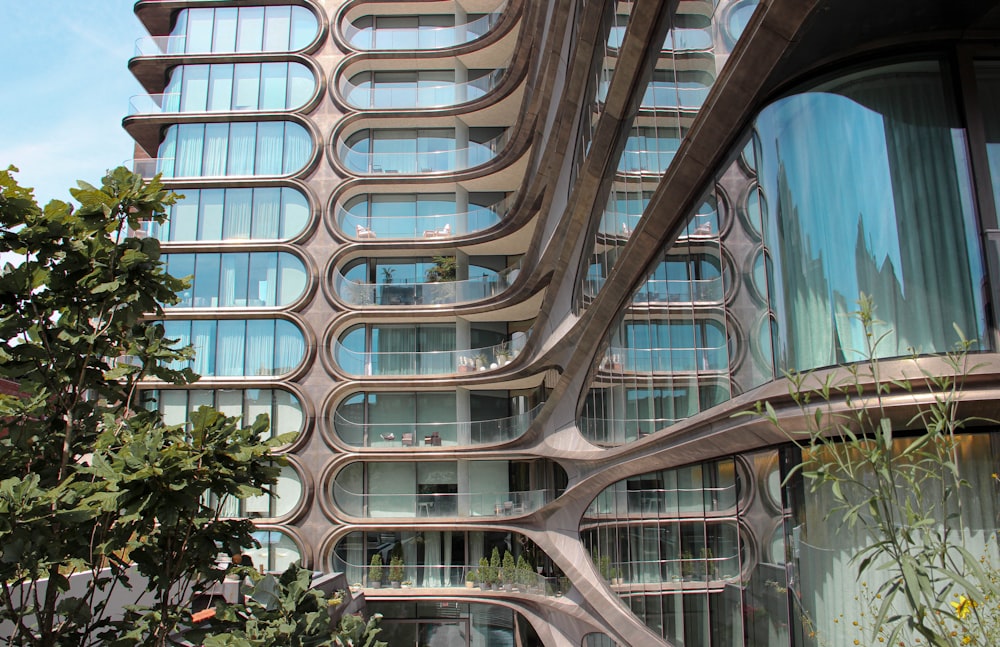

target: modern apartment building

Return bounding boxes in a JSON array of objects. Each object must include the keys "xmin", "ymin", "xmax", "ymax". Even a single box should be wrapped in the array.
[{"xmin": 125, "ymin": 0, "xmax": 1000, "ymax": 645}]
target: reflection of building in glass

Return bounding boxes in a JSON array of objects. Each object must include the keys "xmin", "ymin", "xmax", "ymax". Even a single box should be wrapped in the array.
[{"xmin": 126, "ymin": 0, "xmax": 1000, "ymax": 644}]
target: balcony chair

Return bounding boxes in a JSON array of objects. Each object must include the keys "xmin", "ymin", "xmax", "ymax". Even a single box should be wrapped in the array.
[
  {"xmin": 401, "ymin": 433, "xmax": 414, "ymax": 447},
  {"xmin": 356, "ymin": 224, "xmax": 377, "ymax": 239},
  {"xmin": 422, "ymin": 223, "xmax": 451, "ymax": 238}
]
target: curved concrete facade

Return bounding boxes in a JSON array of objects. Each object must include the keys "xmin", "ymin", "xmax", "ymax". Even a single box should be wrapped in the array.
[{"xmin": 127, "ymin": 0, "xmax": 1000, "ymax": 644}]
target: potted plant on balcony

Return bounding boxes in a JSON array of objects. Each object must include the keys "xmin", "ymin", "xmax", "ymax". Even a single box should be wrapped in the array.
[
  {"xmin": 516, "ymin": 554, "xmax": 533, "ymax": 592},
  {"xmin": 490, "ymin": 547, "xmax": 502, "ymax": 590},
  {"xmin": 466, "ymin": 569, "xmax": 477, "ymax": 589},
  {"xmin": 381, "ymin": 267, "xmax": 395, "ymax": 285},
  {"xmin": 474, "ymin": 353, "xmax": 489, "ymax": 371},
  {"xmin": 389, "ymin": 556, "xmax": 405, "ymax": 588},
  {"xmin": 369, "ymin": 553, "xmax": 383, "ymax": 589},
  {"xmin": 458, "ymin": 356, "xmax": 473, "ymax": 373},
  {"xmin": 502, "ymin": 551, "xmax": 516, "ymax": 592},
  {"xmin": 495, "ymin": 344, "xmax": 512, "ymax": 366},
  {"xmin": 479, "ymin": 556, "xmax": 492, "ymax": 590}
]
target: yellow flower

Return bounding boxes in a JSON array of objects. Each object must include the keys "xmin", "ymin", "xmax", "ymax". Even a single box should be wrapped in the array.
[
  {"xmin": 962, "ymin": 635, "xmax": 972, "ymax": 645},
  {"xmin": 952, "ymin": 595, "xmax": 976, "ymax": 620}
]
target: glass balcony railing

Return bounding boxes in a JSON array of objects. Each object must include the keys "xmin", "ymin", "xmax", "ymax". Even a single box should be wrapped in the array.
[
  {"xmin": 348, "ymin": 563, "xmax": 565, "ymax": 594},
  {"xmin": 333, "ymin": 402, "xmax": 543, "ymax": 448},
  {"xmin": 632, "ymin": 277, "xmax": 724, "ymax": 303},
  {"xmin": 332, "ymin": 483, "xmax": 551, "ymax": 519},
  {"xmin": 602, "ymin": 343, "xmax": 729, "ymax": 373},
  {"xmin": 618, "ymin": 148, "xmax": 677, "ymax": 174},
  {"xmin": 579, "ymin": 416, "xmax": 685, "ymax": 443},
  {"xmin": 342, "ymin": 69, "xmax": 504, "ymax": 109},
  {"xmin": 344, "ymin": 10, "xmax": 503, "ymax": 51},
  {"xmin": 338, "ymin": 132, "xmax": 509, "ymax": 175},
  {"xmin": 336, "ymin": 197, "xmax": 510, "ymax": 240},
  {"xmin": 583, "ymin": 276, "xmax": 723, "ymax": 303},
  {"xmin": 599, "ymin": 211, "xmax": 716, "ymax": 238},
  {"xmin": 586, "ymin": 481, "xmax": 739, "ymax": 516},
  {"xmin": 333, "ymin": 335, "xmax": 526, "ymax": 377},
  {"xmin": 127, "ymin": 92, "xmax": 183, "ymax": 115},
  {"xmin": 134, "ymin": 35, "xmax": 188, "ymax": 57},
  {"xmin": 332, "ymin": 263, "xmax": 521, "ymax": 307},
  {"xmin": 640, "ymin": 85, "xmax": 711, "ymax": 110}
]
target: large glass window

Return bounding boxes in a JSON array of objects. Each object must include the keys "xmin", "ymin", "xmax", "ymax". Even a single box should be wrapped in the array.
[
  {"xmin": 340, "ymin": 128, "xmax": 505, "ymax": 174},
  {"xmin": 332, "ymin": 389, "xmax": 539, "ymax": 447},
  {"xmin": 619, "ymin": 127, "xmax": 683, "ymax": 174},
  {"xmin": 246, "ymin": 530, "xmax": 301, "ymax": 573},
  {"xmin": 169, "ymin": 6, "xmax": 317, "ymax": 54},
  {"xmin": 615, "ymin": 319, "xmax": 728, "ymax": 373},
  {"xmin": 751, "ymin": 60, "xmax": 986, "ymax": 370},
  {"xmin": 161, "ymin": 318, "xmax": 305, "ymax": 377},
  {"xmin": 160, "ymin": 62, "xmax": 315, "ymax": 113},
  {"xmin": 340, "ymin": 192, "xmax": 505, "ymax": 238},
  {"xmin": 157, "ymin": 122, "xmax": 312, "ymax": 178},
  {"xmin": 580, "ymin": 382, "xmax": 730, "ymax": 445},
  {"xmin": 142, "ymin": 387, "xmax": 304, "ymax": 441},
  {"xmin": 331, "ymin": 460, "xmax": 559, "ymax": 519},
  {"xmin": 343, "ymin": 69, "xmax": 496, "ymax": 108},
  {"xmin": 333, "ymin": 531, "xmax": 545, "ymax": 593},
  {"xmin": 144, "ymin": 186, "xmax": 308, "ymax": 242},
  {"xmin": 164, "ymin": 252, "xmax": 307, "ymax": 308},
  {"xmin": 346, "ymin": 12, "xmax": 498, "ymax": 50}
]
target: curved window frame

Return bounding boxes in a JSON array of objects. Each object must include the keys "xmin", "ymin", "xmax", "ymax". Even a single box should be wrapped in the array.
[
  {"xmin": 164, "ymin": 251, "xmax": 308, "ymax": 309},
  {"xmin": 141, "ymin": 387, "xmax": 305, "ymax": 442},
  {"xmin": 338, "ymin": 191, "xmax": 507, "ymax": 239},
  {"xmin": 161, "ymin": 318, "xmax": 306, "ymax": 377},
  {"xmin": 342, "ymin": 69, "xmax": 500, "ymax": 109},
  {"xmin": 156, "ymin": 121, "xmax": 313, "ymax": 178},
  {"xmin": 344, "ymin": 11, "xmax": 500, "ymax": 51},
  {"xmin": 143, "ymin": 187, "xmax": 310, "ymax": 242},
  {"xmin": 167, "ymin": 6, "xmax": 318, "ymax": 54},
  {"xmin": 338, "ymin": 127, "xmax": 507, "ymax": 175},
  {"xmin": 148, "ymin": 61, "xmax": 316, "ymax": 114}
]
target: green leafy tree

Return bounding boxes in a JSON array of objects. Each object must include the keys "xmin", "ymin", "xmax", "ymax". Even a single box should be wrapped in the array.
[
  {"xmin": 199, "ymin": 563, "xmax": 387, "ymax": 647},
  {"xmin": 0, "ymin": 167, "xmax": 287, "ymax": 646}
]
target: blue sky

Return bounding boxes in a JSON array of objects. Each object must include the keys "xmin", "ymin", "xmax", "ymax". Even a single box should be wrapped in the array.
[{"xmin": 0, "ymin": 2, "xmax": 146, "ymax": 205}]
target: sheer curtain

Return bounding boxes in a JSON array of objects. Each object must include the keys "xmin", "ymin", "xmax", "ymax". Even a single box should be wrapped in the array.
[
  {"xmin": 227, "ymin": 123, "xmax": 256, "ymax": 176},
  {"xmin": 274, "ymin": 320, "xmax": 304, "ymax": 374},
  {"xmin": 424, "ymin": 531, "xmax": 443, "ymax": 586},
  {"xmin": 201, "ymin": 123, "xmax": 229, "ymax": 176},
  {"xmin": 420, "ymin": 326, "xmax": 455, "ymax": 375},
  {"xmin": 245, "ymin": 320, "xmax": 275, "ymax": 376},
  {"xmin": 252, "ymin": 188, "xmax": 281, "ymax": 239},
  {"xmin": 190, "ymin": 320, "xmax": 215, "ymax": 376},
  {"xmin": 283, "ymin": 123, "xmax": 311, "ymax": 173},
  {"xmin": 223, "ymin": 189, "xmax": 252, "ymax": 240},
  {"xmin": 175, "ymin": 124, "xmax": 204, "ymax": 177},
  {"xmin": 376, "ymin": 326, "xmax": 416, "ymax": 376},
  {"xmin": 255, "ymin": 122, "xmax": 284, "ymax": 175},
  {"xmin": 755, "ymin": 61, "xmax": 985, "ymax": 371},
  {"xmin": 792, "ymin": 434, "xmax": 1000, "ymax": 647},
  {"xmin": 216, "ymin": 320, "xmax": 245, "ymax": 376}
]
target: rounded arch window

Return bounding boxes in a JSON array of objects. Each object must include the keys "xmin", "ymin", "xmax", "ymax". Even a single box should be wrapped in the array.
[
  {"xmin": 157, "ymin": 122, "xmax": 313, "ymax": 178},
  {"xmin": 141, "ymin": 387, "xmax": 305, "ymax": 442},
  {"xmin": 169, "ymin": 6, "xmax": 318, "ymax": 54},
  {"xmin": 164, "ymin": 251, "xmax": 307, "ymax": 308},
  {"xmin": 160, "ymin": 318, "xmax": 306, "ymax": 377},
  {"xmin": 246, "ymin": 529, "xmax": 302, "ymax": 573},
  {"xmin": 146, "ymin": 187, "xmax": 309, "ymax": 242},
  {"xmin": 162, "ymin": 62, "xmax": 316, "ymax": 113}
]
